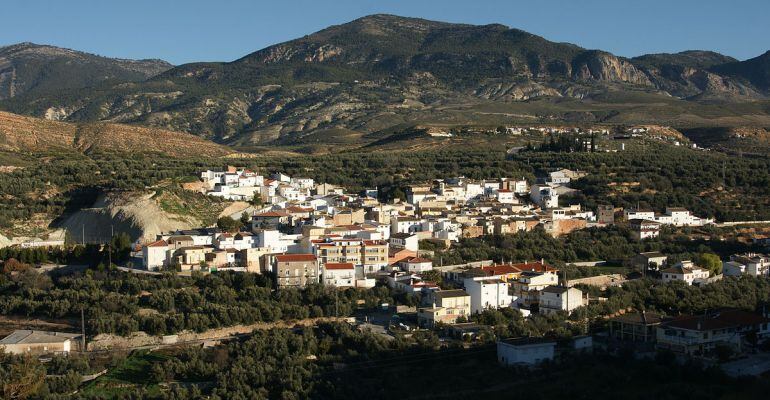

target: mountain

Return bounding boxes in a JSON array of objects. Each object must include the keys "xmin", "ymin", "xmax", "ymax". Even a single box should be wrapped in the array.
[
  {"xmin": 0, "ymin": 42, "xmax": 172, "ymax": 100},
  {"xmin": 0, "ymin": 110, "xmax": 230, "ymax": 157},
  {"xmin": 0, "ymin": 15, "xmax": 769, "ymax": 148},
  {"xmin": 711, "ymin": 51, "xmax": 770, "ymax": 92},
  {"xmin": 631, "ymin": 50, "xmax": 761, "ymax": 99}
]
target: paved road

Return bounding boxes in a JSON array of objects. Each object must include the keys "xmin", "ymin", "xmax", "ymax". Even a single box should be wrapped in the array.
[{"xmin": 722, "ymin": 353, "xmax": 770, "ymax": 377}]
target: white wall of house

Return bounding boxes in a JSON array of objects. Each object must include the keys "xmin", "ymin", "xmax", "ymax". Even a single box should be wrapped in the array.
[
  {"xmin": 497, "ymin": 341, "xmax": 555, "ymax": 366},
  {"xmin": 143, "ymin": 245, "xmax": 168, "ymax": 270},
  {"xmin": 464, "ymin": 279, "xmax": 514, "ymax": 314},
  {"xmin": 539, "ymin": 287, "xmax": 583, "ymax": 315},
  {"xmin": 323, "ymin": 268, "xmax": 355, "ymax": 287}
]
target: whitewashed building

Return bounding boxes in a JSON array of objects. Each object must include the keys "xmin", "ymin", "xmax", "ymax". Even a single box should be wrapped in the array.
[
  {"xmin": 497, "ymin": 338, "xmax": 556, "ymax": 366},
  {"xmin": 464, "ymin": 278, "xmax": 514, "ymax": 314}
]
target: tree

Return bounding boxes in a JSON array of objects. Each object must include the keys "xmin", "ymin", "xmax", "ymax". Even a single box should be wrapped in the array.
[
  {"xmin": 0, "ymin": 355, "xmax": 45, "ymax": 400},
  {"xmin": 697, "ymin": 253, "xmax": 722, "ymax": 276},
  {"xmin": 217, "ymin": 216, "xmax": 242, "ymax": 232},
  {"xmin": 240, "ymin": 212, "xmax": 251, "ymax": 227},
  {"xmin": 110, "ymin": 232, "xmax": 133, "ymax": 262}
]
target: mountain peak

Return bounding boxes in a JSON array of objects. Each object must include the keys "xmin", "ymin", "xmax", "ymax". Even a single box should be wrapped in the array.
[{"xmin": 0, "ymin": 43, "xmax": 172, "ymax": 100}]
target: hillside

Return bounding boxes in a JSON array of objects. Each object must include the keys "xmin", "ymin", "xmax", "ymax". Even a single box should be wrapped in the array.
[
  {"xmin": 1, "ymin": 15, "xmax": 769, "ymax": 148},
  {"xmin": 0, "ymin": 111, "xmax": 231, "ymax": 157},
  {"xmin": 55, "ymin": 190, "xmax": 225, "ymax": 243},
  {"xmin": 712, "ymin": 51, "xmax": 770, "ymax": 92},
  {"xmin": 0, "ymin": 42, "xmax": 172, "ymax": 100}
]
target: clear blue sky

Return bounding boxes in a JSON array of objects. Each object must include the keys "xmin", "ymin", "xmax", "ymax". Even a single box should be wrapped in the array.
[{"xmin": 3, "ymin": 0, "xmax": 769, "ymax": 65}]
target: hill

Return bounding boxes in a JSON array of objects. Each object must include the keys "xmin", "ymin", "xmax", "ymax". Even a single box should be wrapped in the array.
[
  {"xmin": 0, "ymin": 42, "xmax": 172, "ymax": 101},
  {"xmin": 1, "ymin": 15, "xmax": 769, "ymax": 148},
  {"xmin": 711, "ymin": 51, "xmax": 770, "ymax": 92},
  {"xmin": 0, "ymin": 111, "xmax": 231, "ymax": 157}
]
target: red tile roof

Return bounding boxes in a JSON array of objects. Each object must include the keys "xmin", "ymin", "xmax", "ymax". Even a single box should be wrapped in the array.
[
  {"xmin": 275, "ymin": 254, "xmax": 316, "ymax": 262},
  {"xmin": 479, "ymin": 265, "xmax": 522, "ymax": 275},
  {"xmin": 325, "ymin": 263, "xmax": 354, "ymax": 270},
  {"xmin": 146, "ymin": 240, "xmax": 167, "ymax": 248},
  {"xmin": 510, "ymin": 262, "xmax": 558, "ymax": 273},
  {"xmin": 286, "ymin": 206, "xmax": 313, "ymax": 213},
  {"xmin": 407, "ymin": 257, "xmax": 432, "ymax": 264},
  {"xmin": 256, "ymin": 211, "xmax": 290, "ymax": 217},
  {"xmin": 666, "ymin": 310, "xmax": 770, "ymax": 331}
]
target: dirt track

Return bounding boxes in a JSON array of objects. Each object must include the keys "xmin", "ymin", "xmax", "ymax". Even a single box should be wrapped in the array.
[{"xmin": 87, "ymin": 317, "xmax": 348, "ymax": 351}]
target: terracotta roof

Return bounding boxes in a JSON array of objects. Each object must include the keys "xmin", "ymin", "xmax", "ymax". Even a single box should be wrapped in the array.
[
  {"xmin": 434, "ymin": 289, "xmax": 469, "ymax": 299},
  {"xmin": 146, "ymin": 240, "xmax": 167, "ymax": 248},
  {"xmin": 478, "ymin": 265, "xmax": 522, "ymax": 276},
  {"xmin": 325, "ymin": 263, "xmax": 355, "ymax": 270},
  {"xmin": 610, "ymin": 311, "xmax": 664, "ymax": 325},
  {"xmin": 256, "ymin": 211, "xmax": 290, "ymax": 217},
  {"xmin": 407, "ymin": 257, "xmax": 432, "ymax": 264},
  {"xmin": 541, "ymin": 285, "xmax": 571, "ymax": 294},
  {"xmin": 665, "ymin": 315, "xmax": 735, "ymax": 331},
  {"xmin": 286, "ymin": 206, "xmax": 313, "ymax": 213},
  {"xmin": 661, "ymin": 265, "xmax": 693, "ymax": 274},
  {"xmin": 510, "ymin": 262, "xmax": 558, "ymax": 273},
  {"xmin": 275, "ymin": 254, "xmax": 316, "ymax": 262},
  {"xmin": 389, "ymin": 248, "xmax": 416, "ymax": 259}
]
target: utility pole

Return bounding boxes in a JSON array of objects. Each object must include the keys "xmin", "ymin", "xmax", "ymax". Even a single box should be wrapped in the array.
[
  {"xmin": 108, "ymin": 225, "xmax": 113, "ymax": 268},
  {"xmin": 722, "ymin": 161, "xmax": 726, "ymax": 185},
  {"xmin": 82, "ymin": 224, "xmax": 85, "ymax": 245},
  {"xmin": 80, "ymin": 307, "xmax": 86, "ymax": 352},
  {"xmin": 564, "ymin": 269, "xmax": 569, "ymax": 315}
]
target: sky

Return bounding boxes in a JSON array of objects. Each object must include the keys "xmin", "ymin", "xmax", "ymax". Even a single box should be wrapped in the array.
[{"xmin": 2, "ymin": 0, "xmax": 769, "ymax": 65}]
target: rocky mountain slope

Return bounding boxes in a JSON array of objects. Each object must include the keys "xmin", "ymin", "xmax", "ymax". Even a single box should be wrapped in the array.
[
  {"xmin": 0, "ymin": 42, "xmax": 172, "ymax": 100},
  {"xmin": 56, "ymin": 191, "xmax": 202, "ymax": 243},
  {"xmin": 0, "ymin": 111, "xmax": 230, "ymax": 157},
  {"xmin": 1, "ymin": 15, "xmax": 769, "ymax": 148}
]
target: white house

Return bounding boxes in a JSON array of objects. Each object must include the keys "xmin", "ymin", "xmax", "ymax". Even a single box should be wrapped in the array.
[
  {"xmin": 549, "ymin": 170, "xmax": 572, "ymax": 184},
  {"xmin": 390, "ymin": 216, "xmax": 424, "ymax": 234},
  {"xmin": 729, "ymin": 253, "xmax": 770, "ymax": 277},
  {"xmin": 463, "ymin": 278, "xmax": 514, "ymax": 314},
  {"xmin": 389, "ymin": 233, "xmax": 420, "ymax": 252},
  {"xmin": 0, "ymin": 330, "xmax": 82, "ymax": 355},
  {"xmin": 629, "ymin": 219, "xmax": 661, "ymax": 240},
  {"xmin": 511, "ymin": 179, "xmax": 529, "ymax": 195},
  {"xmin": 660, "ymin": 261, "xmax": 710, "ymax": 285},
  {"xmin": 322, "ymin": 263, "xmax": 356, "ymax": 287},
  {"xmin": 538, "ymin": 286, "xmax": 584, "ymax": 315},
  {"xmin": 401, "ymin": 257, "xmax": 433, "ymax": 273},
  {"xmin": 624, "ymin": 209, "xmax": 656, "ymax": 221},
  {"xmin": 496, "ymin": 189, "xmax": 516, "ymax": 204},
  {"xmin": 723, "ymin": 261, "xmax": 746, "ymax": 277},
  {"xmin": 291, "ymin": 177, "xmax": 315, "ymax": 190},
  {"xmin": 530, "ymin": 184, "xmax": 559, "ymax": 209},
  {"xmin": 497, "ymin": 338, "xmax": 556, "ymax": 366},
  {"xmin": 143, "ymin": 240, "xmax": 168, "ymax": 271}
]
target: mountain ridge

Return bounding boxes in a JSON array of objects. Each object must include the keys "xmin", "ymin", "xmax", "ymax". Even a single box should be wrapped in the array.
[
  {"xmin": 0, "ymin": 110, "xmax": 230, "ymax": 157},
  {"xmin": 0, "ymin": 42, "xmax": 172, "ymax": 100},
  {"xmin": 0, "ymin": 14, "xmax": 768, "ymax": 148}
]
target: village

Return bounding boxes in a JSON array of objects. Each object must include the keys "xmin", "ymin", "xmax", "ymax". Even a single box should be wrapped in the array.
[
  {"xmin": 131, "ymin": 167, "xmax": 769, "ymax": 365},
  {"xmin": 2, "ymin": 164, "xmax": 769, "ymax": 379}
]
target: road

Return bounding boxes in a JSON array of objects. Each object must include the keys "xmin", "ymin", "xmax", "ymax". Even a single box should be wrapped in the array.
[{"xmin": 722, "ymin": 353, "xmax": 770, "ymax": 377}]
